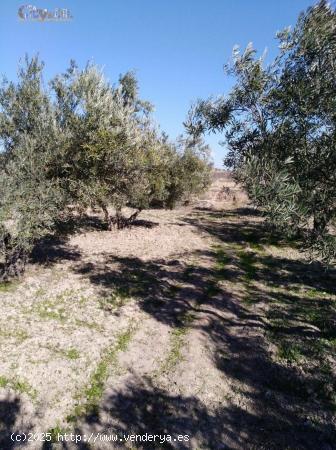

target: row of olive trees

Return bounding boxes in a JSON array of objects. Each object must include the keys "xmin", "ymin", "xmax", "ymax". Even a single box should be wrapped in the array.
[
  {"xmin": 0, "ymin": 56, "xmax": 211, "ymax": 280},
  {"xmin": 186, "ymin": 0, "xmax": 336, "ymax": 264}
]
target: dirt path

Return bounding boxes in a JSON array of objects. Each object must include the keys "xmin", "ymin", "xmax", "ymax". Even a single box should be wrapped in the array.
[{"xmin": 1, "ymin": 177, "xmax": 335, "ymax": 450}]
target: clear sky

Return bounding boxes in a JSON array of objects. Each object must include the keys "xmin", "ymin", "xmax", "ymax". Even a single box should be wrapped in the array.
[{"xmin": 1, "ymin": 0, "xmax": 314, "ymax": 166}]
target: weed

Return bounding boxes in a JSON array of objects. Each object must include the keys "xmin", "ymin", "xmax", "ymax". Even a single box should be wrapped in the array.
[
  {"xmin": 0, "ymin": 375, "xmax": 37, "ymax": 399},
  {"xmin": 66, "ymin": 348, "xmax": 80, "ymax": 360},
  {"xmin": 243, "ymin": 293, "xmax": 260, "ymax": 306},
  {"xmin": 0, "ymin": 376, "xmax": 9, "ymax": 388},
  {"xmin": 204, "ymin": 280, "xmax": 221, "ymax": 297},
  {"xmin": 213, "ymin": 245, "xmax": 231, "ymax": 280},
  {"xmin": 78, "ymin": 295, "xmax": 88, "ymax": 306},
  {"xmin": 48, "ymin": 424, "xmax": 67, "ymax": 443},
  {"xmin": 35, "ymin": 301, "xmax": 67, "ymax": 322},
  {"xmin": 0, "ymin": 281, "xmax": 19, "ymax": 292},
  {"xmin": 158, "ymin": 326, "xmax": 187, "ymax": 375},
  {"xmin": 30, "ymin": 294, "xmax": 103, "ymax": 331},
  {"xmin": 35, "ymin": 287, "xmax": 47, "ymax": 297},
  {"xmin": 305, "ymin": 288, "xmax": 327, "ymax": 299},
  {"xmin": 13, "ymin": 379, "xmax": 37, "ymax": 398},
  {"xmin": 158, "ymin": 313, "xmax": 194, "ymax": 375},
  {"xmin": 168, "ymin": 327, "xmax": 187, "ymax": 365},
  {"xmin": 0, "ymin": 328, "xmax": 29, "ymax": 344},
  {"xmin": 48, "ymin": 345, "xmax": 80, "ymax": 360},
  {"xmin": 277, "ymin": 341, "xmax": 304, "ymax": 363},
  {"xmin": 74, "ymin": 318, "xmax": 103, "ymax": 331},
  {"xmin": 30, "ymin": 294, "xmax": 70, "ymax": 323},
  {"xmin": 326, "ymin": 337, "xmax": 336, "ymax": 348},
  {"xmin": 115, "ymin": 285, "xmax": 134, "ymax": 298},
  {"xmin": 98, "ymin": 292, "xmax": 129, "ymax": 311},
  {"xmin": 249, "ymin": 242, "xmax": 264, "ymax": 252},
  {"xmin": 214, "ymin": 246, "xmax": 230, "ymax": 266},
  {"xmin": 237, "ymin": 250, "xmax": 257, "ymax": 280},
  {"xmin": 66, "ymin": 326, "xmax": 135, "ymax": 422}
]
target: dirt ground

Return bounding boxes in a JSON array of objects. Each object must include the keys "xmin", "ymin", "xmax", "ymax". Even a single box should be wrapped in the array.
[{"xmin": 0, "ymin": 173, "xmax": 335, "ymax": 450}]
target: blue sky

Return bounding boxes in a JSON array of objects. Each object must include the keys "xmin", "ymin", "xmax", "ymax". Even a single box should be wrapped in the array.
[{"xmin": 1, "ymin": 0, "xmax": 314, "ymax": 166}]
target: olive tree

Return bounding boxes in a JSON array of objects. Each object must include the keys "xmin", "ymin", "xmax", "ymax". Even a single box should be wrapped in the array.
[
  {"xmin": 0, "ymin": 57, "xmax": 67, "ymax": 279},
  {"xmin": 186, "ymin": 0, "xmax": 336, "ymax": 264},
  {"xmin": 0, "ymin": 56, "xmax": 212, "ymax": 279},
  {"xmin": 51, "ymin": 63, "xmax": 212, "ymax": 228},
  {"xmin": 50, "ymin": 63, "xmax": 164, "ymax": 228}
]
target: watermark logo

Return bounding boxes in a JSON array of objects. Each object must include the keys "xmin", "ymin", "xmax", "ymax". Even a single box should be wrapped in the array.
[{"xmin": 18, "ymin": 5, "xmax": 73, "ymax": 21}]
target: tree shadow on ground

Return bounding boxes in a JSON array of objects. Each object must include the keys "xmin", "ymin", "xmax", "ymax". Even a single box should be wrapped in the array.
[
  {"xmin": 56, "ymin": 213, "xmax": 160, "ymax": 233},
  {"xmin": 131, "ymin": 219, "xmax": 160, "ymax": 229},
  {"xmin": 73, "ymin": 369, "xmax": 334, "ymax": 450},
  {"xmin": 0, "ymin": 394, "xmax": 31, "ymax": 449},
  {"xmin": 203, "ymin": 303, "xmax": 336, "ymax": 449},
  {"xmin": 72, "ymin": 207, "xmax": 336, "ymax": 449},
  {"xmin": 29, "ymin": 214, "xmax": 159, "ymax": 269},
  {"xmin": 30, "ymin": 235, "xmax": 81, "ymax": 266},
  {"xmin": 75, "ymin": 375, "xmax": 225, "ymax": 450},
  {"xmin": 184, "ymin": 207, "xmax": 335, "ymax": 294}
]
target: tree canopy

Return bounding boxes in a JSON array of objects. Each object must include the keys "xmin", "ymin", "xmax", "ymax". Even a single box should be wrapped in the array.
[
  {"xmin": 0, "ymin": 57, "xmax": 211, "ymax": 280},
  {"xmin": 186, "ymin": 0, "xmax": 336, "ymax": 264}
]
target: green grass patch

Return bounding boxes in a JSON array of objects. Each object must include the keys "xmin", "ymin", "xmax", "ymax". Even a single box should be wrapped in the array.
[
  {"xmin": 243, "ymin": 292, "xmax": 260, "ymax": 306},
  {"xmin": 47, "ymin": 424, "xmax": 69, "ymax": 443},
  {"xmin": 160, "ymin": 326, "xmax": 188, "ymax": 374},
  {"xmin": 0, "ymin": 281, "xmax": 19, "ymax": 292},
  {"xmin": 325, "ymin": 337, "xmax": 336, "ymax": 348},
  {"xmin": 31, "ymin": 292, "xmax": 74, "ymax": 323},
  {"xmin": 214, "ymin": 246, "xmax": 231, "ymax": 267},
  {"xmin": 204, "ymin": 280, "xmax": 221, "ymax": 297},
  {"xmin": 158, "ymin": 311, "xmax": 194, "ymax": 375},
  {"xmin": 249, "ymin": 242, "xmax": 264, "ymax": 252},
  {"xmin": 0, "ymin": 375, "xmax": 37, "ymax": 399},
  {"xmin": 265, "ymin": 296, "xmax": 335, "ymax": 410},
  {"xmin": 304, "ymin": 288, "xmax": 332, "ymax": 299},
  {"xmin": 34, "ymin": 287, "xmax": 47, "ymax": 298},
  {"xmin": 0, "ymin": 376, "xmax": 9, "ymax": 388},
  {"xmin": 300, "ymin": 303, "xmax": 336, "ymax": 339},
  {"xmin": 114, "ymin": 285, "xmax": 134, "ymax": 298},
  {"xmin": 98, "ymin": 291, "xmax": 130, "ymax": 311},
  {"xmin": 212, "ymin": 245, "xmax": 232, "ymax": 280},
  {"xmin": 277, "ymin": 341, "xmax": 304, "ymax": 363},
  {"xmin": 66, "ymin": 348, "xmax": 80, "ymax": 360},
  {"xmin": 73, "ymin": 318, "xmax": 103, "ymax": 331},
  {"xmin": 30, "ymin": 294, "xmax": 103, "ymax": 331},
  {"xmin": 47, "ymin": 345, "xmax": 80, "ymax": 360},
  {"xmin": 237, "ymin": 250, "xmax": 257, "ymax": 280},
  {"xmin": 212, "ymin": 245, "xmax": 231, "ymax": 277},
  {"xmin": 35, "ymin": 301, "xmax": 67, "ymax": 322},
  {"xmin": 0, "ymin": 327, "xmax": 29, "ymax": 344},
  {"xmin": 66, "ymin": 326, "xmax": 135, "ymax": 422}
]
